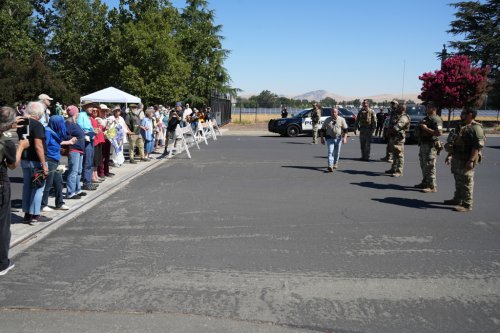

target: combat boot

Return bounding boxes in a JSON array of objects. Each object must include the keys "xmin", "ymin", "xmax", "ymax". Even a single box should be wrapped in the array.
[
  {"xmin": 454, "ymin": 205, "xmax": 472, "ymax": 212},
  {"xmin": 391, "ymin": 172, "xmax": 402, "ymax": 178},
  {"xmin": 385, "ymin": 169, "xmax": 395, "ymax": 174},
  {"xmin": 414, "ymin": 183, "xmax": 425, "ymax": 189},
  {"xmin": 421, "ymin": 187, "xmax": 437, "ymax": 193}
]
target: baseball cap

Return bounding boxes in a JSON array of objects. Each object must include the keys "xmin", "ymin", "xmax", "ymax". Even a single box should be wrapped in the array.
[{"xmin": 38, "ymin": 93, "xmax": 53, "ymax": 101}]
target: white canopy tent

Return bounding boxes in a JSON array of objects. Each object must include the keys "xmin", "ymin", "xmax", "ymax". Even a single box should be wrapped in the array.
[{"xmin": 79, "ymin": 87, "xmax": 141, "ymax": 105}]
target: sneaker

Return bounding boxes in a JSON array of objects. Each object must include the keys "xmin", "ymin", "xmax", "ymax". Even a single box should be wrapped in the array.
[
  {"xmin": 454, "ymin": 205, "xmax": 472, "ymax": 212},
  {"xmin": 77, "ymin": 191, "xmax": 87, "ymax": 196},
  {"xmin": 32, "ymin": 215, "xmax": 53, "ymax": 223},
  {"xmin": 391, "ymin": 172, "xmax": 402, "ymax": 177},
  {"xmin": 421, "ymin": 187, "xmax": 437, "ymax": 193},
  {"xmin": 327, "ymin": 166, "xmax": 334, "ymax": 172},
  {"xmin": 129, "ymin": 159, "xmax": 137, "ymax": 164},
  {"xmin": 67, "ymin": 194, "xmax": 82, "ymax": 200},
  {"xmin": 55, "ymin": 204, "xmax": 70, "ymax": 210},
  {"xmin": 82, "ymin": 184, "xmax": 97, "ymax": 191},
  {"xmin": 443, "ymin": 199, "xmax": 460, "ymax": 205},
  {"xmin": 41, "ymin": 206, "xmax": 53, "ymax": 212},
  {"xmin": 0, "ymin": 261, "xmax": 15, "ymax": 276}
]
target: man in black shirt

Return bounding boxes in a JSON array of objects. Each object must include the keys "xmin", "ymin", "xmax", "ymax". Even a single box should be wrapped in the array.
[{"xmin": 16, "ymin": 101, "xmax": 51, "ymax": 224}]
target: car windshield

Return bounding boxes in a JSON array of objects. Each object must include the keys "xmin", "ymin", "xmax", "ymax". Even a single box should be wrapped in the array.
[
  {"xmin": 406, "ymin": 105, "xmax": 426, "ymax": 116},
  {"xmin": 294, "ymin": 109, "xmax": 311, "ymax": 118}
]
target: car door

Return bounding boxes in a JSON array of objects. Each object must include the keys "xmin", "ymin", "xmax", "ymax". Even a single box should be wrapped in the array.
[{"xmin": 301, "ymin": 110, "xmax": 313, "ymax": 131}]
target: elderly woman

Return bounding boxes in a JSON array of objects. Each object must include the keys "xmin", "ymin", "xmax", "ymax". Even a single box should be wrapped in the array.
[
  {"xmin": 16, "ymin": 101, "xmax": 51, "ymax": 224},
  {"xmin": 41, "ymin": 116, "xmax": 76, "ymax": 211},
  {"xmin": 141, "ymin": 108, "xmax": 154, "ymax": 159},
  {"xmin": 65, "ymin": 105, "xmax": 86, "ymax": 199},
  {"xmin": 0, "ymin": 106, "xmax": 30, "ymax": 275}
]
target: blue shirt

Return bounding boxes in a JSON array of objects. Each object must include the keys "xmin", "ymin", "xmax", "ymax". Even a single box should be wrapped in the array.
[
  {"xmin": 141, "ymin": 118, "xmax": 153, "ymax": 141},
  {"xmin": 76, "ymin": 111, "xmax": 95, "ymax": 139}
]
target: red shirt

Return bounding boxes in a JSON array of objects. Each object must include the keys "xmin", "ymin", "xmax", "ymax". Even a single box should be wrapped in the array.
[{"xmin": 91, "ymin": 117, "xmax": 105, "ymax": 145}]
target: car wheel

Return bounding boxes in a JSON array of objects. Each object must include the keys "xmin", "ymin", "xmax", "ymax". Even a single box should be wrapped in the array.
[{"xmin": 286, "ymin": 125, "xmax": 300, "ymax": 137}]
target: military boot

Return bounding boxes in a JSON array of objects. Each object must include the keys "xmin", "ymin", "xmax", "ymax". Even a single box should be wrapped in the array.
[
  {"xmin": 454, "ymin": 205, "xmax": 472, "ymax": 212},
  {"xmin": 443, "ymin": 199, "xmax": 460, "ymax": 205}
]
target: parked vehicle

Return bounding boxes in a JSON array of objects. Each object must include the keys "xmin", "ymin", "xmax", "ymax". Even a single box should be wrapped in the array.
[
  {"xmin": 382, "ymin": 104, "xmax": 426, "ymax": 143},
  {"xmin": 268, "ymin": 107, "xmax": 357, "ymax": 137}
]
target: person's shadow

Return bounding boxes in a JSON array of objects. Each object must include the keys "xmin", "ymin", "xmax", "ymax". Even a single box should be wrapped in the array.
[
  {"xmin": 341, "ymin": 170, "xmax": 384, "ymax": 177},
  {"xmin": 372, "ymin": 197, "xmax": 451, "ymax": 210},
  {"xmin": 351, "ymin": 181, "xmax": 421, "ymax": 191},
  {"xmin": 282, "ymin": 165, "xmax": 330, "ymax": 173}
]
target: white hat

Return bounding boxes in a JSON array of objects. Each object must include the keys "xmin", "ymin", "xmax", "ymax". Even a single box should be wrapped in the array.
[
  {"xmin": 99, "ymin": 104, "xmax": 110, "ymax": 110},
  {"xmin": 38, "ymin": 93, "xmax": 53, "ymax": 101}
]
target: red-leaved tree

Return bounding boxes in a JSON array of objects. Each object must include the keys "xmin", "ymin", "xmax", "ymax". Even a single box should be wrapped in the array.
[{"xmin": 419, "ymin": 55, "xmax": 489, "ymax": 128}]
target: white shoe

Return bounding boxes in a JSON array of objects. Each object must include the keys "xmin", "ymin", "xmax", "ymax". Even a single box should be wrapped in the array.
[
  {"xmin": 55, "ymin": 204, "xmax": 70, "ymax": 210},
  {"xmin": 41, "ymin": 206, "xmax": 53, "ymax": 212}
]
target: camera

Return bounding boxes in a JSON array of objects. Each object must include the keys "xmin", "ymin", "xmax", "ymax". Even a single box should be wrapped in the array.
[{"xmin": 18, "ymin": 117, "xmax": 29, "ymax": 126}]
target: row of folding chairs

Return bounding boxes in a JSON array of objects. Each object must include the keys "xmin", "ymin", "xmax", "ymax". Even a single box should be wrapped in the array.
[{"xmin": 170, "ymin": 119, "xmax": 222, "ymax": 158}]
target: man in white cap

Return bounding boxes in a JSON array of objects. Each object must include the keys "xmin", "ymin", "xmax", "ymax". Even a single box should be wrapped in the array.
[{"xmin": 38, "ymin": 93, "xmax": 53, "ymax": 124}]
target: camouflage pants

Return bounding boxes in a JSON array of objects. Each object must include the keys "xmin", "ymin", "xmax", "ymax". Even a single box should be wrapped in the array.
[
  {"xmin": 451, "ymin": 157, "xmax": 475, "ymax": 208},
  {"xmin": 127, "ymin": 134, "xmax": 145, "ymax": 161},
  {"xmin": 359, "ymin": 129, "xmax": 372, "ymax": 159},
  {"xmin": 389, "ymin": 138, "xmax": 404, "ymax": 173},
  {"xmin": 419, "ymin": 142, "xmax": 437, "ymax": 188},
  {"xmin": 312, "ymin": 123, "xmax": 320, "ymax": 144}
]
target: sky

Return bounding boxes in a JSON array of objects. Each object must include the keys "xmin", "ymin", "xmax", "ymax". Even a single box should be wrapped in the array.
[{"xmin": 105, "ymin": 0, "xmax": 460, "ymax": 99}]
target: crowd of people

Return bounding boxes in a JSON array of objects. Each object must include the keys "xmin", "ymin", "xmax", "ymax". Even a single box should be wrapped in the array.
[{"xmin": 0, "ymin": 94, "xmax": 213, "ymax": 276}]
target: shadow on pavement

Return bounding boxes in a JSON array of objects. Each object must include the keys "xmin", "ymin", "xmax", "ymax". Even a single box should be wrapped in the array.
[
  {"xmin": 9, "ymin": 177, "xmax": 23, "ymax": 184},
  {"xmin": 488, "ymin": 145, "xmax": 500, "ymax": 149},
  {"xmin": 282, "ymin": 165, "xmax": 329, "ymax": 173},
  {"xmin": 372, "ymin": 197, "xmax": 452, "ymax": 210},
  {"xmin": 11, "ymin": 213, "xmax": 24, "ymax": 224},
  {"xmin": 282, "ymin": 141, "xmax": 311, "ymax": 145},
  {"xmin": 351, "ymin": 181, "xmax": 421, "ymax": 191},
  {"xmin": 342, "ymin": 170, "xmax": 384, "ymax": 177}
]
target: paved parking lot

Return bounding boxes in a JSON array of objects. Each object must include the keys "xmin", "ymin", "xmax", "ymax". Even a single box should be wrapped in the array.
[{"xmin": 1, "ymin": 133, "xmax": 499, "ymax": 333}]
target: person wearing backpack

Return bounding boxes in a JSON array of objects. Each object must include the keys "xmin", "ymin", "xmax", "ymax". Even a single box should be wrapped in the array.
[{"xmin": 0, "ymin": 106, "xmax": 30, "ymax": 275}]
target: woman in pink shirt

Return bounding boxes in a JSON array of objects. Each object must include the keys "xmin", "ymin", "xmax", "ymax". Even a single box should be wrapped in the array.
[{"xmin": 91, "ymin": 107, "xmax": 106, "ymax": 183}]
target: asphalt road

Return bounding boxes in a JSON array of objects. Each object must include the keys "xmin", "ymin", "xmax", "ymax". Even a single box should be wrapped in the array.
[{"xmin": 1, "ymin": 135, "xmax": 500, "ymax": 333}]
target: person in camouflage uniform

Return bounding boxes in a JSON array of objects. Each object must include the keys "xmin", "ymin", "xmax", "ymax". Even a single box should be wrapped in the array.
[
  {"xmin": 380, "ymin": 100, "xmax": 399, "ymax": 162},
  {"xmin": 415, "ymin": 102, "xmax": 443, "ymax": 193},
  {"xmin": 444, "ymin": 108, "xmax": 485, "ymax": 212},
  {"xmin": 311, "ymin": 103, "xmax": 321, "ymax": 144},
  {"xmin": 355, "ymin": 99, "xmax": 377, "ymax": 161},
  {"xmin": 385, "ymin": 104, "xmax": 410, "ymax": 177}
]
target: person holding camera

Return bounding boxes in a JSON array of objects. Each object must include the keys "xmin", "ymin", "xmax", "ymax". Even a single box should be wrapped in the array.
[
  {"xmin": 320, "ymin": 107, "xmax": 348, "ymax": 172},
  {"xmin": 0, "ymin": 107, "xmax": 30, "ymax": 275},
  {"xmin": 16, "ymin": 101, "xmax": 52, "ymax": 224},
  {"xmin": 161, "ymin": 104, "xmax": 181, "ymax": 158}
]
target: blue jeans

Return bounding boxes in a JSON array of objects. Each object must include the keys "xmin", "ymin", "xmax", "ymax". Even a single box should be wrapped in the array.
[
  {"xmin": 82, "ymin": 141, "xmax": 94, "ymax": 185},
  {"xmin": 21, "ymin": 160, "xmax": 46, "ymax": 215},
  {"xmin": 326, "ymin": 137, "xmax": 343, "ymax": 167},
  {"xmin": 67, "ymin": 152, "xmax": 83, "ymax": 197},
  {"xmin": 42, "ymin": 158, "xmax": 64, "ymax": 208}
]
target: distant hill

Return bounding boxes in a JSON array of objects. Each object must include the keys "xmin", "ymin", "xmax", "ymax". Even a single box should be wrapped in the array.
[
  {"xmin": 240, "ymin": 90, "xmax": 422, "ymax": 103},
  {"xmin": 292, "ymin": 90, "xmax": 421, "ymax": 103}
]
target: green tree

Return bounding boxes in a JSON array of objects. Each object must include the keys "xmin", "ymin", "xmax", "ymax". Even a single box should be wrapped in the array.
[
  {"xmin": 178, "ymin": 0, "xmax": 232, "ymax": 105},
  {"xmin": 448, "ymin": 0, "xmax": 500, "ymax": 109},
  {"xmin": 320, "ymin": 97, "xmax": 336, "ymax": 106},
  {"xmin": 109, "ymin": 0, "xmax": 190, "ymax": 105},
  {"xmin": 49, "ymin": 0, "xmax": 113, "ymax": 96}
]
